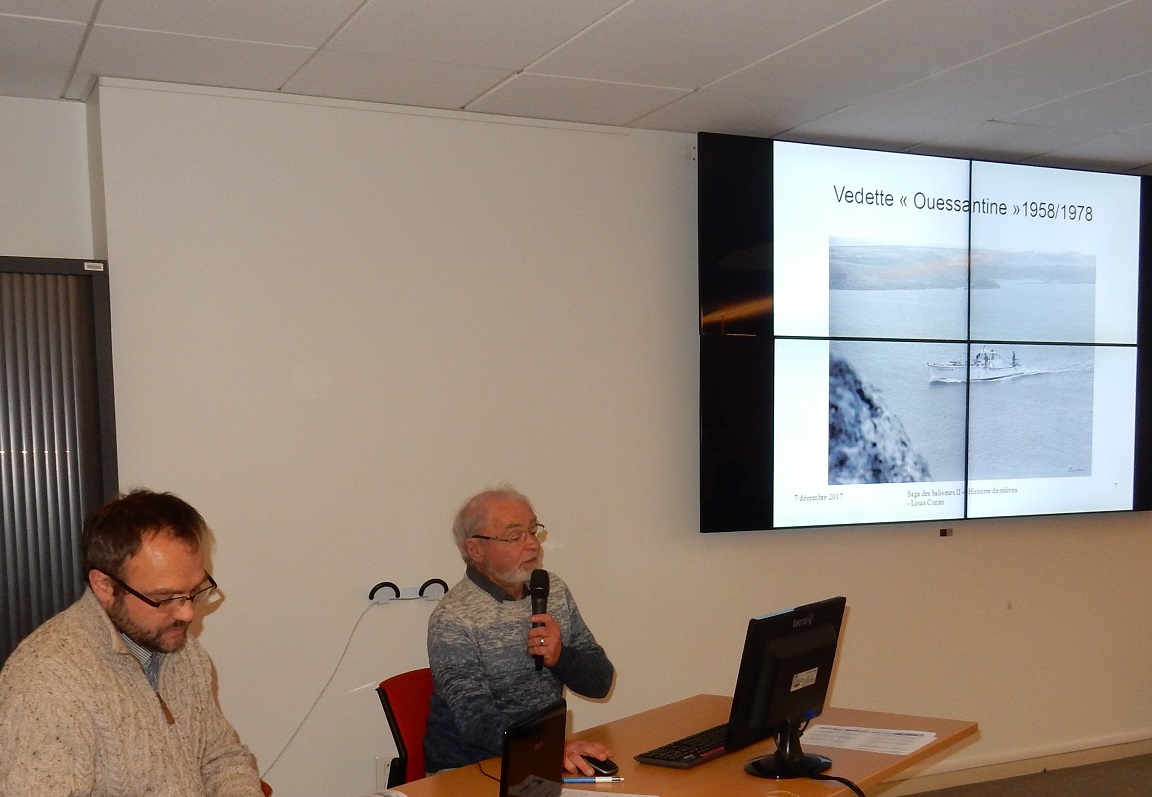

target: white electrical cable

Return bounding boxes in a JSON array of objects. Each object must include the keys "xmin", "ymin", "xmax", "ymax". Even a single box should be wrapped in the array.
[{"xmin": 261, "ymin": 603, "xmax": 374, "ymax": 779}]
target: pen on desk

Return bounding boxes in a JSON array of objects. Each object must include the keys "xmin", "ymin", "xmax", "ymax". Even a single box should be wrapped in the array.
[{"xmin": 563, "ymin": 776, "xmax": 624, "ymax": 783}]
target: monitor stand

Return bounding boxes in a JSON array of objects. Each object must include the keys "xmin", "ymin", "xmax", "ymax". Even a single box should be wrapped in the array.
[{"xmin": 744, "ymin": 720, "xmax": 832, "ymax": 780}]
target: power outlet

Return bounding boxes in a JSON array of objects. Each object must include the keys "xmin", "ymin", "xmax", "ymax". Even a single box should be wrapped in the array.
[{"xmin": 368, "ymin": 578, "xmax": 447, "ymax": 604}]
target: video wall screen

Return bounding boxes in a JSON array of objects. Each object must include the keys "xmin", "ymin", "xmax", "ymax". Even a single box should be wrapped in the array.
[{"xmin": 699, "ymin": 134, "xmax": 1152, "ymax": 532}]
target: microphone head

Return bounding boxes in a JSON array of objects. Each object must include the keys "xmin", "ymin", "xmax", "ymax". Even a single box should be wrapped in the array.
[{"xmin": 529, "ymin": 569, "xmax": 549, "ymax": 598}]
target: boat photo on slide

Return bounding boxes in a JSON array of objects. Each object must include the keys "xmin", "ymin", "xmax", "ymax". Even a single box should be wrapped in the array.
[{"xmin": 928, "ymin": 347, "xmax": 1023, "ymax": 382}]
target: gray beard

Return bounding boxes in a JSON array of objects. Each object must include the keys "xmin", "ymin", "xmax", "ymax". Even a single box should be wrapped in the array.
[{"xmin": 494, "ymin": 555, "xmax": 542, "ymax": 588}]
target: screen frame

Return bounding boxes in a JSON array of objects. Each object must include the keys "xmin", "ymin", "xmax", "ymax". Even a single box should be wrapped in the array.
[
  {"xmin": 724, "ymin": 595, "xmax": 847, "ymax": 756},
  {"xmin": 699, "ymin": 132, "xmax": 1152, "ymax": 532},
  {"xmin": 500, "ymin": 698, "xmax": 567, "ymax": 797}
]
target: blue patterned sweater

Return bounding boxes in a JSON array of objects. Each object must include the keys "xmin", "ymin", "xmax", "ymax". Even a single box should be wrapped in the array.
[{"xmin": 423, "ymin": 568, "xmax": 614, "ymax": 772}]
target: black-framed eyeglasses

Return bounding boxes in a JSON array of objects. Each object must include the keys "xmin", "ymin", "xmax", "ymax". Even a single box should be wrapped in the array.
[
  {"xmin": 100, "ymin": 570, "xmax": 217, "ymax": 613},
  {"xmin": 470, "ymin": 523, "xmax": 547, "ymax": 545}
]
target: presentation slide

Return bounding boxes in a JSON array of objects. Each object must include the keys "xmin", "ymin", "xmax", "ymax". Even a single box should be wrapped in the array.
[{"xmin": 771, "ymin": 142, "xmax": 1141, "ymax": 528}]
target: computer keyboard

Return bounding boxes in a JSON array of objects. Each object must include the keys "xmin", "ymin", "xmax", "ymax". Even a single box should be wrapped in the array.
[{"xmin": 633, "ymin": 723, "xmax": 729, "ymax": 769}]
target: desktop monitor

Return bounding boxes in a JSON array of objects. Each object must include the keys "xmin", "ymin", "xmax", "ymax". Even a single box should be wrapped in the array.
[{"xmin": 725, "ymin": 596, "xmax": 847, "ymax": 779}]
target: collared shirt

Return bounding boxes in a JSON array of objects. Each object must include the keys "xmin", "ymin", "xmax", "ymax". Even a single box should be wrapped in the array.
[
  {"xmin": 119, "ymin": 632, "xmax": 164, "ymax": 689},
  {"xmin": 466, "ymin": 565, "xmax": 520, "ymax": 602}
]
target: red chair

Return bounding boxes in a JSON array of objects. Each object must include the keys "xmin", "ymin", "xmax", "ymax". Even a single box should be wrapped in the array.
[
  {"xmin": 376, "ymin": 667, "xmax": 434, "ymax": 786},
  {"xmin": 260, "ymin": 782, "xmax": 272, "ymax": 796}
]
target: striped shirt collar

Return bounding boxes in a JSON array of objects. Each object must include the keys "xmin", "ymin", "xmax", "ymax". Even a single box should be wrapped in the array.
[{"xmin": 119, "ymin": 632, "xmax": 164, "ymax": 688}]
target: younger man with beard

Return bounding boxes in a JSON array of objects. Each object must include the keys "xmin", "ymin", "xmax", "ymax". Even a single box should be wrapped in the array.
[
  {"xmin": 423, "ymin": 486, "xmax": 615, "ymax": 775},
  {"xmin": 0, "ymin": 489, "xmax": 265, "ymax": 796}
]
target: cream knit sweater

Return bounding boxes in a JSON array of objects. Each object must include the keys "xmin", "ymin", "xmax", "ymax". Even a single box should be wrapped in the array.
[{"xmin": 0, "ymin": 589, "xmax": 263, "ymax": 797}]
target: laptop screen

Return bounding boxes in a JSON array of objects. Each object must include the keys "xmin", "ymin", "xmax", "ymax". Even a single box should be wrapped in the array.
[{"xmin": 500, "ymin": 698, "xmax": 567, "ymax": 797}]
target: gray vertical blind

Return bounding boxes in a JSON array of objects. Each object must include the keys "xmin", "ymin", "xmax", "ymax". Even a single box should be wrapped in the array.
[{"xmin": 1, "ymin": 259, "xmax": 116, "ymax": 666}]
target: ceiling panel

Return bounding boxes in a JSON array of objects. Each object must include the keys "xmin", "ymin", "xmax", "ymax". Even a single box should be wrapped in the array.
[
  {"xmin": 285, "ymin": 49, "xmax": 511, "ymax": 109},
  {"xmin": 713, "ymin": 0, "xmax": 1126, "ymax": 109},
  {"xmin": 870, "ymin": 1, "xmax": 1152, "ymax": 121},
  {"xmin": 910, "ymin": 119, "xmax": 1113, "ymax": 163},
  {"xmin": 629, "ymin": 88, "xmax": 824, "ymax": 138},
  {"xmin": 1031, "ymin": 129, "xmax": 1152, "ymax": 174},
  {"xmin": 1004, "ymin": 71, "xmax": 1152, "ymax": 135},
  {"xmin": 92, "ymin": 0, "xmax": 365, "ymax": 47},
  {"xmin": 66, "ymin": 26, "xmax": 313, "ymax": 99},
  {"xmin": 0, "ymin": 0, "xmax": 95, "ymax": 21},
  {"xmin": 467, "ymin": 73, "xmax": 689, "ymax": 128},
  {"xmin": 527, "ymin": 0, "xmax": 877, "ymax": 89},
  {"xmin": 785, "ymin": 107, "xmax": 987, "ymax": 154},
  {"xmin": 0, "ymin": 15, "xmax": 86, "ymax": 98},
  {"xmin": 0, "ymin": 0, "xmax": 1150, "ymax": 171},
  {"xmin": 327, "ymin": 0, "xmax": 626, "ymax": 69}
]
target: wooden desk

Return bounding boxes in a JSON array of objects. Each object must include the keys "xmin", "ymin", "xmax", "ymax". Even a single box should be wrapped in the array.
[{"xmin": 398, "ymin": 694, "xmax": 978, "ymax": 797}]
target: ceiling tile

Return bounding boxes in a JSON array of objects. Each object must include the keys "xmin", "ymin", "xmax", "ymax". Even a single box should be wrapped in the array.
[
  {"xmin": 714, "ymin": 0, "xmax": 1137, "ymax": 110},
  {"xmin": 0, "ymin": 14, "xmax": 85, "ymax": 98},
  {"xmin": 1028, "ymin": 130, "xmax": 1152, "ymax": 173},
  {"xmin": 66, "ymin": 26, "xmax": 313, "ymax": 99},
  {"xmin": 908, "ymin": 120, "xmax": 1108, "ymax": 164},
  {"xmin": 529, "ymin": 0, "xmax": 877, "ymax": 89},
  {"xmin": 785, "ymin": 107, "xmax": 986, "ymax": 153},
  {"xmin": 633, "ymin": 88, "xmax": 831, "ymax": 137},
  {"xmin": 285, "ymin": 49, "xmax": 510, "ymax": 109},
  {"xmin": 467, "ymin": 73, "xmax": 688, "ymax": 128},
  {"xmin": 0, "ymin": 0, "xmax": 96, "ymax": 22},
  {"xmin": 93, "ymin": 0, "xmax": 364, "ymax": 47},
  {"xmin": 1005, "ymin": 71, "xmax": 1152, "ymax": 134},
  {"xmin": 3, "ymin": 0, "xmax": 1152, "ymax": 172},
  {"xmin": 870, "ymin": 1, "xmax": 1152, "ymax": 121},
  {"xmin": 327, "ymin": 0, "xmax": 626, "ymax": 69}
]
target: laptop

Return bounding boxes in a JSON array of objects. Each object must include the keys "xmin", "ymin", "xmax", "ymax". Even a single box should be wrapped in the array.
[{"xmin": 500, "ymin": 698, "xmax": 567, "ymax": 797}]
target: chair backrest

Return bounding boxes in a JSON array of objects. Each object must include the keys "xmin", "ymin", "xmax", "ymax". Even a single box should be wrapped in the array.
[{"xmin": 376, "ymin": 667, "xmax": 434, "ymax": 786}]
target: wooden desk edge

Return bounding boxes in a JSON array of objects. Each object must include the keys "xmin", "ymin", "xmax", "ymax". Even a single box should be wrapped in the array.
[
  {"xmin": 776, "ymin": 703, "xmax": 980, "ymax": 790},
  {"xmin": 398, "ymin": 695, "xmax": 978, "ymax": 797},
  {"xmin": 574, "ymin": 695, "xmax": 979, "ymax": 793}
]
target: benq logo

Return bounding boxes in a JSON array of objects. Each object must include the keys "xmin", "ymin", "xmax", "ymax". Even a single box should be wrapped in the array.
[{"xmin": 793, "ymin": 613, "xmax": 814, "ymax": 628}]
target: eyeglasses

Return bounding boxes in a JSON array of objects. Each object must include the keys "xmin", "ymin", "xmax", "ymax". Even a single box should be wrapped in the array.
[
  {"xmin": 470, "ymin": 523, "xmax": 547, "ymax": 545},
  {"xmin": 100, "ymin": 570, "xmax": 218, "ymax": 613}
]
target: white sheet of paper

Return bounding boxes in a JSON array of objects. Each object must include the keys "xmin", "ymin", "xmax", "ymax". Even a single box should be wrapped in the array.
[{"xmin": 803, "ymin": 724, "xmax": 937, "ymax": 755}]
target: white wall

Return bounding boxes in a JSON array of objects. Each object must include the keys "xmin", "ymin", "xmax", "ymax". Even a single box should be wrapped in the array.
[
  {"xmin": 21, "ymin": 79, "xmax": 1152, "ymax": 797},
  {"xmin": 0, "ymin": 96, "xmax": 93, "ymax": 258}
]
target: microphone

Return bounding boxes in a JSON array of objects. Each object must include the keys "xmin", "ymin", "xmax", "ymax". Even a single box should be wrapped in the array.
[{"xmin": 529, "ymin": 569, "xmax": 549, "ymax": 671}]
